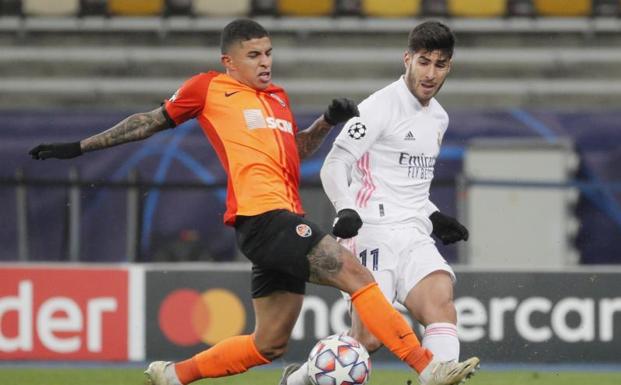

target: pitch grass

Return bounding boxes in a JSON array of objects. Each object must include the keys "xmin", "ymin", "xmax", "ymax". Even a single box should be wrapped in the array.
[{"xmin": 1, "ymin": 368, "xmax": 620, "ymax": 385}]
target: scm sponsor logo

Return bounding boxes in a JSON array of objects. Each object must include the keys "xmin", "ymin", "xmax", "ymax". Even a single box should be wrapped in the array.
[{"xmin": 266, "ymin": 117, "xmax": 293, "ymax": 134}]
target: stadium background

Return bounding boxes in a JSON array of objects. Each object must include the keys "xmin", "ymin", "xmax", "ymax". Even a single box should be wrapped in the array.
[{"xmin": 1, "ymin": 0, "xmax": 621, "ymax": 380}]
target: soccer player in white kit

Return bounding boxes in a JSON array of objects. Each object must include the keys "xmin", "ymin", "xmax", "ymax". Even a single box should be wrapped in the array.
[{"xmin": 280, "ymin": 21, "xmax": 478, "ymax": 385}]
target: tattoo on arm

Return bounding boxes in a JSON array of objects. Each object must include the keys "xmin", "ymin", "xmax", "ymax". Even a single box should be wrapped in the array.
[
  {"xmin": 81, "ymin": 107, "xmax": 171, "ymax": 153},
  {"xmin": 296, "ymin": 116, "xmax": 333, "ymax": 159},
  {"xmin": 307, "ymin": 236, "xmax": 344, "ymax": 284}
]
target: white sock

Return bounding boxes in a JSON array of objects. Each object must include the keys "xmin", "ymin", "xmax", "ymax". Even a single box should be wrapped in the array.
[
  {"xmin": 286, "ymin": 362, "xmax": 312, "ymax": 385},
  {"xmin": 422, "ymin": 322, "xmax": 460, "ymax": 362}
]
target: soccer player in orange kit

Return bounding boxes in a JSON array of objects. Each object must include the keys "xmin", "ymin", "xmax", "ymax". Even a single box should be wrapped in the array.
[{"xmin": 29, "ymin": 19, "xmax": 476, "ymax": 385}]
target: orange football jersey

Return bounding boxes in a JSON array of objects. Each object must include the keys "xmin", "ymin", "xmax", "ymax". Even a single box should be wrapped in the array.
[{"xmin": 164, "ymin": 71, "xmax": 304, "ymax": 225}]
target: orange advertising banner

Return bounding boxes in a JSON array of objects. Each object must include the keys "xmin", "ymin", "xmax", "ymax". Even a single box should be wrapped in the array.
[{"xmin": 0, "ymin": 266, "xmax": 129, "ymax": 360}]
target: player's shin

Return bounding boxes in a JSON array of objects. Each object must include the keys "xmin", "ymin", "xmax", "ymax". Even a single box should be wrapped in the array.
[
  {"xmin": 351, "ymin": 283, "xmax": 433, "ymax": 373},
  {"xmin": 174, "ymin": 334, "xmax": 270, "ymax": 384}
]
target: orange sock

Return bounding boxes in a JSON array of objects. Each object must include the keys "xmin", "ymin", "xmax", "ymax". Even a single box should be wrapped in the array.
[
  {"xmin": 174, "ymin": 334, "xmax": 270, "ymax": 384},
  {"xmin": 351, "ymin": 282, "xmax": 433, "ymax": 373}
]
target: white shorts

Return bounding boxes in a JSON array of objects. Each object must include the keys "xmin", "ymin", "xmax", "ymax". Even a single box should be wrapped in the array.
[{"xmin": 341, "ymin": 222, "xmax": 455, "ymax": 305}]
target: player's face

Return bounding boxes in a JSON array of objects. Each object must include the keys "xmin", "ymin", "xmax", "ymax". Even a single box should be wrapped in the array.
[
  {"xmin": 221, "ymin": 36, "xmax": 273, "ymax": 90},
  {"xmin": 404, "ymin": 49, "xmax": 451, "ymax": 106}
]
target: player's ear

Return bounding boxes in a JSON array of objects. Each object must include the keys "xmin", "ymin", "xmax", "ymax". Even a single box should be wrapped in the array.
[
  {"xmin": 221, "ymin": 54, "xmax": 234, "ymax": 71},
  {"xmin": 403, "ymin": 50, "xmax": 411, "ymax": 70},
  {"xmin": 447, "ymin": 59, "xmax": 452, "ymax": 73}
]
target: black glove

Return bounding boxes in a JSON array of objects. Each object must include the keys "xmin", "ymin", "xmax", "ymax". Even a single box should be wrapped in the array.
[
  {"xmin": 29, "ymin": 142, "xmax": 82, "ymax": 160},
  {"xmin": 323, "ymin": 98, "xmax": 359, "ymax": 125},
  {"xmin": 429, "ymin": 211, "xmax": 469, "ymax": 245},
  {"xmin": 332, "ymin": 208, "xmax": 363, "ymax": 239}
]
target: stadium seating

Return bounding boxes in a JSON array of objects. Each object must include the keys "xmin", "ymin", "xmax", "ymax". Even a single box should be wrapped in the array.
[
  {"xmin": 447, "ymin": 0, "xmax": 508, "ymax": 17},
  {"xmin": 22, "ymin": 0, "xmax": 79, "ymax": 16},
  {"xmin": 421, "ymin": 0, "xmax": 448, "ymax": 16},
  {"xmin": 1, "ymin": 0, "xmax": 614, "ymax": 19},
  {"xmin": 277, "ymin": 0, "xmax": 334, "ymax": 16},
  {"xmin": 80, "ymin": 0, "xmax": 107, "ymax": 16},
  {"xmin": 507, "ymin": 0, "xmax": 535, "ymax": 16},
  {"xmin": 592, "ymin": 0, "xmax": 619, "ymax": 16},
  {"xmin": 335, "ymin": 0, "xmax": 362, "ymax": 16},
  {"xmin": 108, "ymin": 0, "xmax": 165, "ymax": 16},
  {"xmin": 361, "ymin": 0, "xmax": 422, "ymax": 17},
  {"xmin": 192, "ymin": 0, "xmax": 251, "ymax": 16},
  {"xmin": 533, "ymin": 0, "xmax": 592, "ymax": 16},
  {"xmin": 0, "ymin": 0, "xmax": 21, "ymax": 15},
  {"xmin": 166, "ymin": 0, "xmax": 192, "ymax": 16},
  {"xmin": 252, "ymin": 0, "xmax": 277, "ymax": 15}
]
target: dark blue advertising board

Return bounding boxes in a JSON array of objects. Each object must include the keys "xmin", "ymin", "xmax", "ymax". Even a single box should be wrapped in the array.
[{"xmin": 145, "ymin": 266, "xmax": 621, "ymax": 363}]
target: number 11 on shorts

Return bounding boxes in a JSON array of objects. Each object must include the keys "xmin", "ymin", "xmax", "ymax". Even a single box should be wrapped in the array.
[{"xmin": 359, "ymin": 248, "xmax": 379, "ymax": 271}]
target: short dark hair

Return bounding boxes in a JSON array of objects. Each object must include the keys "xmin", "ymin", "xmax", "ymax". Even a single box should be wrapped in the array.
[
  {"xmin": 220, "ymin": 19, "xmax": 269, "ymax": 54},
  {"xmin": 407, "ymin": 21, "xmax": 455, "ymax": 59}
]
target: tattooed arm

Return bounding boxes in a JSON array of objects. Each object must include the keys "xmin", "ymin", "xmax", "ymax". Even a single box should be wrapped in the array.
[
  {"xmin": 81, "ymin": 106, "xmax": 171, "ymax": 153},
  {"xmin": 295, "ymin": 98, "xmax": 359, "ymax": 160},
  {"xmin": 29, "ymin": 106, "xmax": 172, "ymax": 160},
  {"xmin": 295, "ymin": 116, "xmax": 333, "ymax": 160}
]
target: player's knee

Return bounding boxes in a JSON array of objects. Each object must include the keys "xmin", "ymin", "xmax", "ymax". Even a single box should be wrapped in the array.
[
  {"xmin": 342, "ymin": 252, "xmax": 374, "ymax": 282},
  {"xmin": 419, "ymin": 298, "xmax": 456, "ymax": 325},
  {"xmin": 432, "ymin": 295, "xmax": 455, "ymax": 314},
  {"xmin": 439, "ymin": 298, "xmax": 457, "ymax": 319}
]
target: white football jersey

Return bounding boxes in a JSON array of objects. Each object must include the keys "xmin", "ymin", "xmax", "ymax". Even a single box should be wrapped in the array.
[{"xmin": 331, "ymin": 76, "xmax": 448, "ymax": 231}]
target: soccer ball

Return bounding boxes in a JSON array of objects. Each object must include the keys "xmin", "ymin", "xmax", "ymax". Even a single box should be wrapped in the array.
[
  {"xmin": 307, "ymin": 334, "xmax": 371, "ymax": 385},
  {"xmin": 347, "ymin": 121, "xmax": 366, "ymax": 140}
]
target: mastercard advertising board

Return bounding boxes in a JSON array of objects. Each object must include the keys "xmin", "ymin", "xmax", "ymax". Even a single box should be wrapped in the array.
[
  {"xmin": 145, "ymin": 269, "xmax": 255, "ymax": 359},
  {"xmin": 145, "ymin": 267, "xmax": 358, "ymax": 361},
  {"xmin": 145, "ymin": 267, "xmax": 621, "ymax": 363}
]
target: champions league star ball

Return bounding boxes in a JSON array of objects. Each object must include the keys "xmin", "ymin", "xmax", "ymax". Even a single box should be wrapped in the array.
[
  {"xmin": 347, "ymin": 121, "xmax": 367, "ymax": 140},
  {"xmin": 307, "ymin": 334, "xmax": 371, "ymax": 385}
]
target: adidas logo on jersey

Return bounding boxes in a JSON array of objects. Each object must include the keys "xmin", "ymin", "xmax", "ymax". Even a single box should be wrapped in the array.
[{"xmin": 404, "ymin": 131, "xmax": 416, "ymax": 141}]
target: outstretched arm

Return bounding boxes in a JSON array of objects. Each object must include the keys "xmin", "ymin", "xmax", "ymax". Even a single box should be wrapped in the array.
[
  {"xmin": 81, "ymin": 106, "xmax": 171, "ymax": 153},
  {"xmin": 295, "ymin": 98, "xmax": 359, "ymax": 160},
  {"xmin": 29, "ymin": 106, "xmax": 172, "ymax": 160}
]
